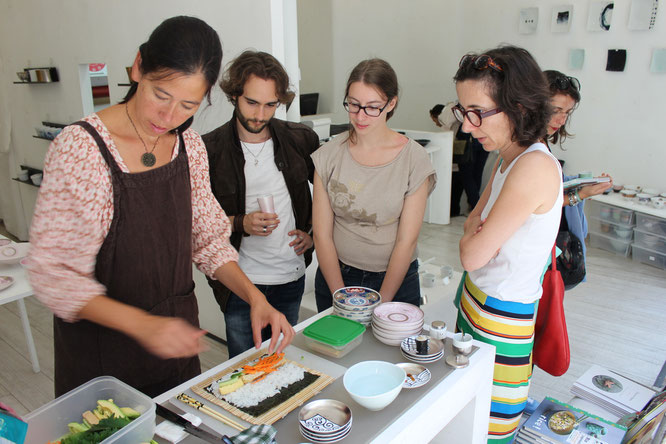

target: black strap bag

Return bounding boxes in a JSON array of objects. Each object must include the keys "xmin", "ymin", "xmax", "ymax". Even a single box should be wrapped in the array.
[{"xmin": 555, "ymin": 230, "xmax": 586, "ymax": 290}]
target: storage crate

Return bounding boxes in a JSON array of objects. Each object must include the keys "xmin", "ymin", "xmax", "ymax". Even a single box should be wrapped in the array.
[
  {"xmin": 587, "ymin": 200, "xmax": 634, "ymax": 226},
  {"xmin": 633, "ymin": 228, "xmax": 666, "ymax": 254},
  {"xmin": 588, "ymin": 216, "xmax": 634, "ymax": 242},
  {"xmin": 24, "ymin": 376, "xmax": 156, "ymax": 443},
  {"xmin": 632, "ymin": 243, "xmax": 666, "ymax": 270},
  {"xmin": 588, "ymin": 232, "xmax": 632, "ymax": 257},
  {"xmin": 635, "ymin": 212, "xmax": 666, "ymax": 236}
]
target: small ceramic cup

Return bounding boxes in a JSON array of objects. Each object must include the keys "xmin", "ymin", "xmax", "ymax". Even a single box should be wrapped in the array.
[
  {"xmin": 422, "ymin": 273, "xmax": 436, "ymax": 288},
  {"xmin": 18, "ymin": 169, "xmax": 29, "ymax": 181},
  {"xmin": 30, "ymin": 173, "xmax": 43, "ymax": 186},
  {"xmin": 452, "ymin": 332, "xmax": 473, "ymax": 355},
  {"xmin": 425, "ymin": 321, "xmax": 447, "ymax": 340}
]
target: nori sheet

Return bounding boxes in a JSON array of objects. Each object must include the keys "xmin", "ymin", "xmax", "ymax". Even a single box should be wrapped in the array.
[{"xmin": 231, "ymin": 371, "xmax": 320, "ymax": 417}]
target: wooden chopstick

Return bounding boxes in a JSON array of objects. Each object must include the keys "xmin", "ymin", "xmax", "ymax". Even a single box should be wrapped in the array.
[{"xmin": 176, "ymin": 393, "xmax": 245, "ymax": 431}]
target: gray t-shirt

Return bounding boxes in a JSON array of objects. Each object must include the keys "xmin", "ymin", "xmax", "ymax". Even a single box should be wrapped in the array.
[{"xmin": 312, "ymin": 133, "xmax": 437, "ymax": 272}]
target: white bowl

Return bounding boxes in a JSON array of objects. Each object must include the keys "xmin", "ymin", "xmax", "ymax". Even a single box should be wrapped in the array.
[
  {"xmin": 343, "ymin": 361, "xmax": 405, "ymax": 411},
  {"xmin": 0, "ymin": 242, "xmax": 30, "ymax": 265},
  {"xmin": 642, "ymin": 188, "xmax": 659, "ymax": 197},
  {"xmin": 614, "ymin": 227, "xmax": 633, "ymax": 240},
  {"xmin": 30, "ymin": 173, "xmax": 43, "ymax": 186},
  {"xmin": 609, "ymin": 238, "xmax": 628, "ymax": 253}
]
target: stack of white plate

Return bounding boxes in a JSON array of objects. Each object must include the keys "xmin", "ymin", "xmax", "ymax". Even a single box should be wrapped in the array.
[
  {"xmin": 299, "ymin": 399, "xmax": 352, "ymax": 443},
  {"xmin": 371, "ymin": 302, "xmax": 424, "ymax": 346},
  {"xmin": 332, "ymin": 287, "xmax": 381, "ymax": 326},
  {"xmin": 400, "ymin": 335, "xmax": 444, "ymax": 363}
]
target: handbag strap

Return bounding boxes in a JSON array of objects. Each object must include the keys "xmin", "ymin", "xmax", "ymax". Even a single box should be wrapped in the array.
[{"xmin": 551, "ymin": 244, "xmax": 557, "ymax": 271}]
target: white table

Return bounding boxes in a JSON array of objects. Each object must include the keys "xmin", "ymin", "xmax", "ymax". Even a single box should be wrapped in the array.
[
  {"xmin": 155, "ymin": 277, "xmax": 496, "ymax": 444},
  {"xmin": 0, "ymin": 236, "xmax": 40, "ymax": 372}
]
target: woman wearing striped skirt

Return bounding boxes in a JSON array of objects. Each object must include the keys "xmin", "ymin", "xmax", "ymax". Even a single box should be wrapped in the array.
[{"xmin": 452, "ymin": 46, "xmax": 563, "ymax": 443}]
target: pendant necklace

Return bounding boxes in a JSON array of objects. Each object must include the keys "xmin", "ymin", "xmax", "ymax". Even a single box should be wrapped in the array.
[
  {"xmin": 125, "ymin": 103, "xmax": 160, "ymax": 167},
  {"xmin": 241, "ymin": 140, "xmax": 268, "ymax": 166}
]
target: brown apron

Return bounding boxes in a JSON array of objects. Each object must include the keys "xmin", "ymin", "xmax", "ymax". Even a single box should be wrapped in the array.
[{"xmin": 53, "ymin": 121, "xmax": 200, "ymax": 397}]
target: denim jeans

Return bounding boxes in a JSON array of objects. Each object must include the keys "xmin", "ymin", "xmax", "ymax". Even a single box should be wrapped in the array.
[
  {"xmin": 224, "ymin": 275, "xmax": 305, "ymax": 358},
  {"xmin": 314, "ymin": 259, "xmax": 420, "ymax": 312}
]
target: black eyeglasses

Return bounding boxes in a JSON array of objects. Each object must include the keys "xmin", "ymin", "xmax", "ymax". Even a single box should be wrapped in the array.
[
  {"xmin": 343, "ymin": 99, "xmax": 390, "ymax": 117},
  {"xmin": 459, "ymin": 54, "xmax": 503, "ymax": 73},
  {"xmin": 452, "ymin": 103, "xmax": 502, "ymax": 127},
  {"xmin": 551, "ymin": 75, "xmax": 581, "ymax": 92}
]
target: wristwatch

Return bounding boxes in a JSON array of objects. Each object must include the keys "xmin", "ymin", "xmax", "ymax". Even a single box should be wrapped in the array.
[{"xmin": 567, "ymin": 191, "xmax": 580, "ymax": 206}]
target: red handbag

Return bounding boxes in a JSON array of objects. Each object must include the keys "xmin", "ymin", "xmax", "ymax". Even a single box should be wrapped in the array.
[{"xmin": 533, "ymin": 246, "xmax": 570, "ymax": 376}]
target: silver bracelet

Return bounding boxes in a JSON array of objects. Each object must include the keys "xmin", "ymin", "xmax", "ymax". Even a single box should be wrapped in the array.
[{"xmin": 567, "ymin": 191, "xmax": 580, "ymax": 206}]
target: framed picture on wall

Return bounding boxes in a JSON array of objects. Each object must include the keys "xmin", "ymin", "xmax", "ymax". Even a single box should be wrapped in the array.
[
  {"xmin": 551, "ymin": 5, "xmax": 574, "ymax": 33},
  {"xmin": 587, "ymin": 1, "xmax": 614, "ymax": 31},
  {"xmin": 519, "ymin": 7, "xmax": 539, "ymax": 34}
]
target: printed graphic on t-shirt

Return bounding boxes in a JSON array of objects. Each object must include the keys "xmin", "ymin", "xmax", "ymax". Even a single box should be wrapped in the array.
[{"xmin": 329, "ymin": 179, "xmax": 377, "ymax": 226}]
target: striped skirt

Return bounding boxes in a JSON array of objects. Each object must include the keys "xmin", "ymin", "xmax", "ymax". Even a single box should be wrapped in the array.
[{"xmin": 456, "ymin": 273, "xmax": 537, "ymax": 444}]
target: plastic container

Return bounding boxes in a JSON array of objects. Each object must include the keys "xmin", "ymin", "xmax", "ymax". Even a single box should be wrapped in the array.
[
  {"xmin": 588, "ymin": 216, "xmax": 634, "ymax": 241},
  {"xmin": 24, "ymin": 376, "xmax": 156, "ymax": 443},
  {"xmin": 303, "ymin": 315, "xmax": 365, "ymax": 358},
  {"xmin": 587, "ymin": 200, "xmax": 634, "ymax": 226},
  {"xmin": 632, "ymin": 243, "xmax": 666, "ymax": 270},
  {"xmin": 633, "ymin": 228, "xmax": 666, "ymax": 254},
  {"xmin": 635, "ymin": 212, "xmax": 666, "ymax": 236},
  {"xmin": 588, "ymin": 232, "xmax": 631, "ymax": 257}
]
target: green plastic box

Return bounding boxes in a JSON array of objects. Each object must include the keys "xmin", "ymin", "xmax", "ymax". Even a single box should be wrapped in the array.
[{"xmin": 302, "ymin": 315, "xmax": 365, "ymax": 358}]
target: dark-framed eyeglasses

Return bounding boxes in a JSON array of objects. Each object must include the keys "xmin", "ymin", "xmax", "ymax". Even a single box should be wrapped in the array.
[
  {"xmin": 459, "ymin": 54, "xmax": 503, "ymax": 73},
  {"xmin": 452, "ymin": 103, "xmax": 502, "ymax": 127},
  {"xmin": 551, "ymin": 75, "xmax": 581, "ymax": 92},
  {"xmin": 343, "ymin": 99, "xmax": 390, "ymax": 117}
]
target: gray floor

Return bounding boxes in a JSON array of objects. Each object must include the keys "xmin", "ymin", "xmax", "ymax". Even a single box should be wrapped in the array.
[{"xmin": 1, "ymin": 217, "xmax": 665, "ymax": 419}]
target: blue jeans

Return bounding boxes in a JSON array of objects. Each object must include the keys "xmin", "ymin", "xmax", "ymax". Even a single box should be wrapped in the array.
[
  {"xmin": 314, "ymin": 260, "xmax": 420, "ymax": 312},
  {"xmin": 224, "ymin": 275, "xmax": 305, "ymax": 358}
]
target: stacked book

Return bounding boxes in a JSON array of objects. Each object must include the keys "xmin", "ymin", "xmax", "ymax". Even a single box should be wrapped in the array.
[
  {"xmin": 515, "ymin": 397, "xmax": 627, "ymax": 444},
  {"xmin": 571, "ymin": 365, "xmax": 656, "ymax": 418},
  {"xmin": 621, "ymin": 389, "xmax": 666, "ymax": 444}
]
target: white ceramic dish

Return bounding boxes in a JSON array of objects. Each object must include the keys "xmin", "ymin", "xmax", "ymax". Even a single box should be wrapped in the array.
[
  {"xmin": 396, "ymin": 363, "xmax": 431, "ymax": 389},
  {"xmin": 372, "ymin": 302, "xmax": 424, "ymax": 325},
  {"xmin": 371, "ymin": 316, "xmax": 423, "ymax": 332},
  {"xmin": 343, "ymin": 361, "xmax": 405, "ymax": 411},
  {"xmin": 400, "ymin": 350, "xmax": 443, "ymax": 363},
  {"xmin": 0, "ymin": 242, "xmax": 30, "ymax": 265},
  {"xmin": 371, "ymin": 325, "xmax": 419, "ymax": 342},
  {"xmin": 401, "ymin": 335, "xmax": 445, "ymax": 358},
  {"xmin": 371, "ymin": 329, "xmax": 404, "ymax": 347},
  {"xmin": 299, "ymin": 399, "xmax": 352, "ymax": 435},
  {"xmin": 0, "ymin": 276, "xmax": 15, "ymax": 291},
  {"xmin": 0, "ymin": 239, "xmax": 11, "ymax": 247},
  {"xmin": 300, "ymin": 425, "xmax": 351, "ymax": 443}
]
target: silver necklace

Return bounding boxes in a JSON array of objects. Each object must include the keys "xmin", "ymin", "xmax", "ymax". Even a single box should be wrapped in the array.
[
  {"xmin": 126, "ymin": 103, "xmax": 160, "ymax": 167},
  {"xmin": 241, "ymin": 140, "xmax": 268, "ymax": 166}
]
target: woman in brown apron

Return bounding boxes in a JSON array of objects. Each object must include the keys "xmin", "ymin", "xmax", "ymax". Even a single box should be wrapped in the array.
[{"xmin": 27, "ymin": 16, "xmax": 295, "ymax": 398}]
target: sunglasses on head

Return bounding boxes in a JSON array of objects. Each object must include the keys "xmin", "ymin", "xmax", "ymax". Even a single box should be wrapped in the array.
[
  {"xmin": 459, "ymin": 54, "xmax": 503, "ymax": 73},
  {"xmin": 551, "ymin": 75, "xmax": 580, "ymax": 92}
]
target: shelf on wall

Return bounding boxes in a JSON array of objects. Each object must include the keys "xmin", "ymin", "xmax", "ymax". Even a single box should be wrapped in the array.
[
  {"xmin": 117, "ymin": 83, "xmax": 132, "ymax": 86},
  {"xmin": 32, "ymin": 135, "xmax": 54, "ymax": 141},
  {"xmin": 12, "ymin": 165, "xmax": 44, "ymax": 188},
  {"xmin": 14, "ymin": 67, "xmax": 59, "ymax": 84}
]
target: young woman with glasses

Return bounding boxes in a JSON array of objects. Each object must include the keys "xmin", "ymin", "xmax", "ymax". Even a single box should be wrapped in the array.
[
  {"xmin": 311, "ymin": 58, "xmax": 437, "ymax": 311},
  {"xmin": 453, "ymin": 46, "xmax": 563, "ymax": 443},
  {"xmin": 544, "ymin": 70, "xmax": 612, "ymax": 288}
]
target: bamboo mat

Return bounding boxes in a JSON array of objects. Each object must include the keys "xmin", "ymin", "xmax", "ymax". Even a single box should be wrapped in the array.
[{"xmin": 191, "ymin": 349, "xmax": 334, "ymax": 425}]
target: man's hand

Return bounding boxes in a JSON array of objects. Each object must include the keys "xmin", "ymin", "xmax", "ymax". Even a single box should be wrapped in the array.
[
  {"xmin": 288, "ymin": 229, "xmax": 313, "ymax": 255},
  {"xmin": 579, "ymin": 173, "xmax": 613, "ymax": 200},
  {"xmin": 244, "ymin": 211, "xmax": 280, "ymax": 236},
  {"xmin": 250, "ymin": 299, "xmax": 295, "ymax": 354}
]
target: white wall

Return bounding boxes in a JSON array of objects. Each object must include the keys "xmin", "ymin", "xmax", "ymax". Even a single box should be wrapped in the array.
[{"xmin": 298, "ymin": 0, "xmax": 666, "ymax": 189}]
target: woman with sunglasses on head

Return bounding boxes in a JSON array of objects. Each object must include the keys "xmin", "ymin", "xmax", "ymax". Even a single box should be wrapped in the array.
[
  {"xmin": 311, "ymin": 58, "xmax": 437, "ymax": 312},
  {"xmin": 544, "ymin": 70, "xmax": 612, "ymax": 287},
  {"xmin": 453, "ymin": 46, "xmax": 562, "ymax": 443},
  {"xmin": 27, "ymin": 16, "xmax": 294, "ymax": 397}
]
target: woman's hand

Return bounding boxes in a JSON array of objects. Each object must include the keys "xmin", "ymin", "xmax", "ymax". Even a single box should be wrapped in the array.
[
  {"xmin": 288, "ymin": 229, "xmax": 313, "ymax": 255},
  {"xmin": 578, "ymin": 173, "xmax": 613, "ymax": 199},
  {"xmin": 243, "ymin": 211, "xmax": 280, "ymax": 236},
  {"xmin": 250, "ymin": 298, "xmax": 295, "ymax": 354},
  {"xmin": 133, "ymin": 315, "xmax": 208, "ymax": 358}
]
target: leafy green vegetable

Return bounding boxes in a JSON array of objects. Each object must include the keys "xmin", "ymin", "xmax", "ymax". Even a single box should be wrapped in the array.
[{"xmin": 61, "ymin": 417, "xmax": 131, "ymax": 444}]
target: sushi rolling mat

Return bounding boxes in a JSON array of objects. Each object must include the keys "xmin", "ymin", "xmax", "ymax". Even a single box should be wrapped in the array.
[{"xmin": 168, "ymin": 345, "xmax": 347, "ymax": 437}]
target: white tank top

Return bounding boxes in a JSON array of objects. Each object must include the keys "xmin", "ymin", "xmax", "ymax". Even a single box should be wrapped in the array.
[{"xmin": 468, "ymin": 142, "xmax": 563, "ymax": 303}]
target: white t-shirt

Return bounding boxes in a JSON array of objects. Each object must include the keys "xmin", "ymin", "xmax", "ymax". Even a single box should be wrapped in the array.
[
  {"xmin": 468, "ymin": 143, "xmax": 563, "ymax": 303},
  {"xmin": 237, "ymin": 139, "xmax": 305, "ymax": 285}
]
